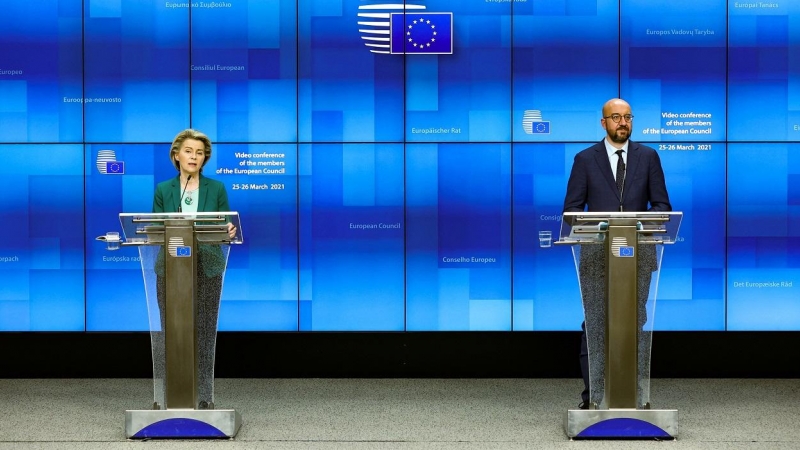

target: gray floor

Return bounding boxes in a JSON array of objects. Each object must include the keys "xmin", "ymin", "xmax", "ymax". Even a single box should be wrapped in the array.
[{"xmin": 0, "ymin": 378, "xmax": 798, "ymax": 449}]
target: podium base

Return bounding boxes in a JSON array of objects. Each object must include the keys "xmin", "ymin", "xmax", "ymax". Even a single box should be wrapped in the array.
[
  {"xmin": 565, "ymin": 409, "xmax": 677, "ymax": 439},
  {"xmin": 125, "ymin": 409, "xmax": 242, "ymax": 439}
]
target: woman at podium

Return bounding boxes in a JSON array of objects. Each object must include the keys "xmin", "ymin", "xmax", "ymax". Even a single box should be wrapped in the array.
[{"xmin": 151, "ymin": 128, "xmax": 235, "ymax": 409}]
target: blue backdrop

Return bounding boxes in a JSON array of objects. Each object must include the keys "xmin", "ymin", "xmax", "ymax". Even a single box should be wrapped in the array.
[{"xmin": 0, "ymin": 0, "xmax": 797, "ymax": 331}]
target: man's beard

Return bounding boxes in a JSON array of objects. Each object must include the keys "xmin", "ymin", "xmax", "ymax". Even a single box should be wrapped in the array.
[{"xmin": 608, "ymin": 126, "xmax": 629, "ymax": 144}]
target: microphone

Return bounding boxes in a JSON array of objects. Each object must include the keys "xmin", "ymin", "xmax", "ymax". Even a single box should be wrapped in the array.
[{"xmin": 178, "ymin": 174, "xmax": 192, "ymax": 213}]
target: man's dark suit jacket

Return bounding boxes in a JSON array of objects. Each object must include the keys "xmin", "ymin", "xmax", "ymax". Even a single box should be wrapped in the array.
[
  {"xmin": 152, "ymin": 174, "xmax": 231, "ymax": 277},
  {"xmin": 563, "ymin": 140, "xmax": 671, "ymax": 213}
]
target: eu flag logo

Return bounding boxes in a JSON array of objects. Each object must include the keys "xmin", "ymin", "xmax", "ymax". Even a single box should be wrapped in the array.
[
  {"xmin": 619, "ymin": 247, "xmax": 634, "ymax": 257},
  {"xmin": 176, "ymin": 246, "xmax": 191, "ymax": 257},
  {"xmin": 105, "ymin": 161, "xmax": 125, "ymax": 174},
  {"xmin": 390, "ymin": 13, "xmax": 453, "ymax": 55},
  {"xmin": 523, "ymin": 110, "xmax": 551, "ymax": 135},
  {"xmin": 532, "ymin": 122, "xmax": 550, "ymax": 134}
]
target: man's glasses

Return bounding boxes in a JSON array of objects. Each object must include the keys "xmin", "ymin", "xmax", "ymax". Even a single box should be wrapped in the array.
[{"xmin": 604, "ymin": 114, "xmax": 634, "ymax": 123}]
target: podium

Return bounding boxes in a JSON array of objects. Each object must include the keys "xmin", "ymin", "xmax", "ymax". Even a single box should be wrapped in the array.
[
  {"xmin": 110, "ymin": 212, "xmax": 243, "ymax": 439},
  {"xmin": 556, "ymin": 211, "xmax": 682, "ymax": 439}
]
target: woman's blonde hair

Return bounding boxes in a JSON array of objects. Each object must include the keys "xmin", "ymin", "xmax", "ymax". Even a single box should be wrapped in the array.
[{"xmin": 169, "ymin": 129, "xmax": 212, "ymax": 172}]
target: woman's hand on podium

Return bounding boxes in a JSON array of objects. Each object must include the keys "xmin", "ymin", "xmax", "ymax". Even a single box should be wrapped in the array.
[{"xmin": 227, "ymin": 222, "xmax": 237, "ymax": 239}]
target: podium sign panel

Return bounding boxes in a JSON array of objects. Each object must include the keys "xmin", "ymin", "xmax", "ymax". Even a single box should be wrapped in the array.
[
  {"xmin": 116, "ymin": 212, "xmax": 243, "ymax": 439},
  {"xmin": 557, "ymin": 211, "xmax": 682, "ymax": 439}
]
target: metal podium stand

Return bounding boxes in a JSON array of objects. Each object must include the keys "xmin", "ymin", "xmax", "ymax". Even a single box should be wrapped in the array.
[
  {"xmin": 556, "ymin": 211, "xmax": 682, "ymax": 439},
  {"xmin": 109, "ymin": 212, "xmax": 243, "ymax": 439}
]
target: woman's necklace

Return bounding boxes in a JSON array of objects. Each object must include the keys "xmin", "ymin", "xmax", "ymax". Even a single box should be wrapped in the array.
[{"xmin": 183, "ymin": 187, "xmax": 198, "ymax": 205}]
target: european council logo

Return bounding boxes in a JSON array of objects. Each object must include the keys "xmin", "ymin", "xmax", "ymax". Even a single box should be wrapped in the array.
[
  {"xmin": 611, "ymin": 237, "xmax": 634, "ymax": 258},
  {"xmin": 522, "ymin": 110, "xmax": 551, "ymax": 134},
  {"xmin": 168, "ymin": 237, "xmax": 191, "ymax": 258},
  {"xmin": 357, "ymin": 3, "xmax": 453, "ymax": 55},
  {"xmin": 96, "ymin": 149, "xmax": 125, "ymax": 174}
]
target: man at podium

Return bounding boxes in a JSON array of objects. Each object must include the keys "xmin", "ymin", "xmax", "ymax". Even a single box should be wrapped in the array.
[
  {"xmin": 562, "ymin": 99, "xmax": 672, "ymax": 409},
  {"xmin": 151, "ymin": 128, "xmax": 235, "ymax": 408}
]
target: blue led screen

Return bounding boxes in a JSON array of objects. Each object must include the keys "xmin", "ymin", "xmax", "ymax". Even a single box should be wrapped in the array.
[
  {"xmin": 1, "ymin": 0, "xmax": 799, "ymax": 331},
  {"xmin": 727, "ymin": 143, "xmax": 800, "ymax": 330},
  {"xmin": 0, "ymin": 145, "xmax": 85, "ymax": 331}
]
